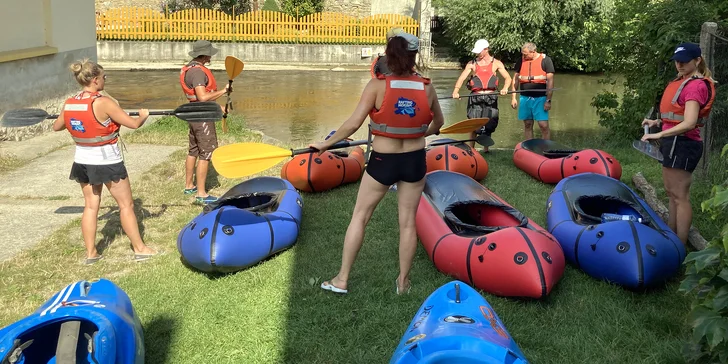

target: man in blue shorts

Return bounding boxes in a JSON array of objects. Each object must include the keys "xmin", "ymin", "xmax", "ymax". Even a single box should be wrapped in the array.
[{"xmin": 511, "ymin": 42, "xmax": 555, "ymax": 140}]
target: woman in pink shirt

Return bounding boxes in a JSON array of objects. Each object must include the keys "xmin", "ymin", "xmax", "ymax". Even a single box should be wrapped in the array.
[{"xmin": 642, "ymin": 42, "xmax": 716, "ymax": 244}]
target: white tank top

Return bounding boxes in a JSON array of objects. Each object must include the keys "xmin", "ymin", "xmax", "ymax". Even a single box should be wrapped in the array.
[{"xmin": 74, "ymin": 141, "xmax": 123, "ymax": 165}]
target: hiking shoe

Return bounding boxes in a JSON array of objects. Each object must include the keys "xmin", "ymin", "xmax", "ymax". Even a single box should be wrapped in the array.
[
  {"xmin": 195, "ymin": 195, "xmax": 218, "ymax": 205},
  {"xmin": 184, "ymin": 187, "xmax": 198, "ymax": 195}
]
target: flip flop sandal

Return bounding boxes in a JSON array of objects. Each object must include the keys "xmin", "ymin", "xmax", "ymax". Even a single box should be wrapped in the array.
[
  {"xmin": 320, "ymin": 280, "xmax": 348, "ymax": 294},
  {"xmin": 134, "ymin": 253, "xmax": 157, "ymax": 262},
  {"xmin": 83, "ymin": 255, "xmax": 104, "ymax": 265}
]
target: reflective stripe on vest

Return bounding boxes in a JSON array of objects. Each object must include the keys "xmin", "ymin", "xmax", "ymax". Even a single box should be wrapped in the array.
[
  {"xmin": 72, "ymin": 131, "xmax": 119, "ymax": 144},
  {"xmin": 368, "ymin": 121, "xmax": 428, "ymax": 135}
]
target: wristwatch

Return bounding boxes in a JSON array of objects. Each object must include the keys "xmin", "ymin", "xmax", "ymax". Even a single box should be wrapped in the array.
[{"xmin": 546, "ymin": 99, "xmax": 552, "ymax": 103}]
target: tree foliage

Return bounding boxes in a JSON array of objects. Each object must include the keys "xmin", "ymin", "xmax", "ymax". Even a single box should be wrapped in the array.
[
  {"xmin": 432, "ymin": 0, "xmax": 615, "ymax": 71},
  {"xmin": 262, "ymin": 0, "xmax": 281, "ymax": 12},
  {"xmin": 162, "ymin": 0, "xmax": 252, "ymax": 15},
  {"xmin": 590, "ymin": 0, "xmax": 719, "ymax": 140},
  {"xmin": 679, "ymin": 145, "xmax": 728, "ymax": 363},
  {"xmin": 280, "ymin": 0, "xmax": 323, "ymax": 18}
]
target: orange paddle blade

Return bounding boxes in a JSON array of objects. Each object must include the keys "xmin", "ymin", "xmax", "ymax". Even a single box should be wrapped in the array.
[
  {"xmin": 211, "ymin": 142, "xmax": 293, "ymax": 179},
  {"xmin": 439, "ymin": 118, "xmax": 489, "ymax": 134},
  {"xmin": 225, "ymin": 56, "xmax": 244, "ymax": 80}
]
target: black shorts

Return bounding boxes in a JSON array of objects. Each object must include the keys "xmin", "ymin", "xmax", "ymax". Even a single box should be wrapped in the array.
[
  {"xmin": 366, "ymin": 149, "xmax": 426, "ymax": 186},
  {"xmin": 69, "ymin": 161, "xmax": 128, "ymax": 185},
  {"xmin": 660, "ymin": 136, "xmax": 703, "ymax": 173},
  {"xmin": 466, "ymin": 93, "xmax": 499, "ymax": 136}
]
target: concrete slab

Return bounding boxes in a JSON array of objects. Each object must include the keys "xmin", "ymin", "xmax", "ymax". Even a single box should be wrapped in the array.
[{"xmin": 0, "ymin": 144, "xmax": 181, "ymax": 199}]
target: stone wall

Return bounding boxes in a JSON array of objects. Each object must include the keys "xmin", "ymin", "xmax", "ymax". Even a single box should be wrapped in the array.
[
  {"xmin": 323, "ymin": 0, "xmax": 372, "ymax": 18},
  {"xmin": 98, "ymin": 40, "xmax": 386, "ymax": 65}
]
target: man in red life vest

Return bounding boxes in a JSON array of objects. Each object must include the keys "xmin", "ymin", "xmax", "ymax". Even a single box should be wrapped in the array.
[
  {"xmin": 511, "ymin": 42, "xmax": 555, "ymax": 140},
  {"xmin": 452, "ymin": 39, "xmax": 511, "ymax": 152},
  {"xmin": 180, "ymin": 39, "xmax": 230, "ymax": 205}
]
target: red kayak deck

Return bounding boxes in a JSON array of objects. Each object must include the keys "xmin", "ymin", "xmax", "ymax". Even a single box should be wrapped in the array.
[
  {"xmin": 513, "ymin": 139, "xmax": 622, "ymax": 184},
  {"xmin": 281, "ymin": 146, "xmax": 365, "ymax": 192},
  {"xmin": 416, "ymin": 170, "xmax": 565, "ymax": 299},
  {"xmin": 426, "ymin": 139, "xmax": 488, "ymax": 181}
]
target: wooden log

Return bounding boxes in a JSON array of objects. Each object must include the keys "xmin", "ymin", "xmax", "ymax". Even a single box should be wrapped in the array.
[{"xmin": 632, "ymin": 172, "xmax": 708, "ymax": 250}]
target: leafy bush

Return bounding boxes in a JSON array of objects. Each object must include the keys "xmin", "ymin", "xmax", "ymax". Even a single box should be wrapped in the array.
[
  {"xmin": 280, "ymin": 0, "xmax": 322, "ymax": 18},
  {"xmin": 262, "ymin": 0, "xmax": 281, "ymax": 12},
  {"xmin": 590, "ymin": 0, "xmax": 718, "ymax": 140},
  {"xmin": 432, "ymin": 0, "xmax": 615, "ymax": 71},
  {"xmin": 679, "ymin": 144, "xmax": 728, "ymax": 363}
]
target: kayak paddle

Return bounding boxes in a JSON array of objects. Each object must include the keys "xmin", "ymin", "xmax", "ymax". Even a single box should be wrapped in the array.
[
  {"xmin": 0, "ymin": 101, "xmax": 224, "ymax": 128},
  {"xmin": 437, "ymin": 118, "xmax": 490, "ymax": 134},
  {"xmin": 212, "ymin": 137, "xmax": 495, "ymax": 179},
  {"xmin": 212, "ymin": 139, "xmax": 370, "ymax": 179},
  {"xmin": 429, "ymin": 133, "xmax": 494, "ymax": 147},
  {"xmin": 633, "ymin": 124, "xmax": 664, "ymax": 162},
  {"xmin": 439, "ymin": 88, "xmax": 561, "ymax": 100},
  {"xmin": 222, "ymin": 56, "xmax": 244, "ymax": 133},
  {"xmin": 632, "ymin": 103, "xmax": 664, "ymax": 162}
]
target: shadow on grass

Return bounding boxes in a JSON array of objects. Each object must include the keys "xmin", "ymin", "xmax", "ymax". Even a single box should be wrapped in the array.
[
  {"xmin": 96, "ymin": 198, "xmax": 168, "ymax": 254},
  {"xmin": 143, "ymin": 314, "xmax": 177, "ymax": 363}
]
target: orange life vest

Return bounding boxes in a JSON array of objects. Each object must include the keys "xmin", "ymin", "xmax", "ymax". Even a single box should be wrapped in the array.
[
  {"xmin": 518, "ymin": 53, "xmax": 548, "ymax": 84},
  {"xmin": 659, "ymin": 75, "xmax": 716, "ymax": 128},
  {"xmin": 180, "ymin": 62, "xmax": 218, "ymax": 102},
  {"xmin": 369, "ymin": 74, "xmax": 433, "ymax": 139},
  {"xmin": 63, "ymin": 91, "xmax": 120, "ymax": 147},
  {"xmin": 467, "ymin": 57, "xmax": 499, "ymax": 91}
]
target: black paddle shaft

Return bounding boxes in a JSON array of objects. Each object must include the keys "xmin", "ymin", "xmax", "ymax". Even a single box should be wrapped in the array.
[{"xmin": 0, "ymin": 101, "xmax": 223, "ymax": 127}]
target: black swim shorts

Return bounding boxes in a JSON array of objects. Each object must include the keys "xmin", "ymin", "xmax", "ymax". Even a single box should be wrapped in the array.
[
  {"xmin": 366, "ymin": 149, "xmax": 426, "ymax": 186},
  {"xmin": 660, "ymin": 136, "xmax": 703, "ymax": 173}
]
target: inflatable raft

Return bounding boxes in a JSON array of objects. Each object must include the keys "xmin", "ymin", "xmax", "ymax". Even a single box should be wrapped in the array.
[
  {"xmin": 177, "ymin": 177, "xmax": 303, "ymax": 274},
  {"xmin": 513, "ymin": 139, "xmax": 622, "ymax": 184},
  {"xmin": 390, "ymin": 281, "xmax": 528, "ymax": 364},
  {"xmin": 281, "ymin": 146, "xmax": 365, "ymax": 192},
  {"xmin": 426, "ymin": 139, "xmax": 488, "ymax": 181},
  {"xmin": 546, "ymin": 173, "xmax": 686, "ymax": 289},
  {"xmin": 416, "ymin": 171, "xmax": 565, "ymax": 299},
  {"xmin": 0, "ymin": 279, "xmax": 144, "ymax": 364}
]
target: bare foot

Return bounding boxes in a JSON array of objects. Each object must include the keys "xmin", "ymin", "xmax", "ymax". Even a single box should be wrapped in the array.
[
  {"xmin": 396, "ymin": 277, "xmax": 411, "ymax": 295},
  {"xmin": 133, "ymin": 246, "xmax": 157, "ymax": 255}
]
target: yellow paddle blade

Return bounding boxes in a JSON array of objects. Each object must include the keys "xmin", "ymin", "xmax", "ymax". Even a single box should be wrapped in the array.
[
  {"xmin": 225, "ymin": 56, "xmax": 244, "ymax": 80},
  {"xmin": 439, "ymin": 118, "xmax": 489, "ymax": 134},
  {"xmin": 211, "ymin": 142, "xmax": 293, "ymax": 178}
]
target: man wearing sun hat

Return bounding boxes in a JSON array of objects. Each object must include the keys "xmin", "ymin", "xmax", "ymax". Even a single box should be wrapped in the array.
[
  {"xmin": 179, "ymin": 39, "xmax": 230, "ymax": 205},
  {"xmin": 451, "ymin": 39, "xmax": 511, "ymax": 152}
]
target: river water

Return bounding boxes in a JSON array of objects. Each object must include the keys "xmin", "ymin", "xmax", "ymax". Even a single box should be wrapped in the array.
[{"xmin": 107, "ymin": 69, "xmax": 621, "ymax": 148}]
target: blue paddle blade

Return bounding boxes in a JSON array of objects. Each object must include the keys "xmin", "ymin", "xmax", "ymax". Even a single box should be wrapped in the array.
[{"xmin": 632, "ymin": 140, "xmax": 664, "ymax": 162}]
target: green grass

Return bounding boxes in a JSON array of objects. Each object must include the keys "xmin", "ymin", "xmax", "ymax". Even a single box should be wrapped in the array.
[
  {"xmin": 1, "ymin": 122, "xmax": 724, "ymax": 363},
  {"xmin": 0, "ymin": 154, "xmax": 25, "ymax": 174}
]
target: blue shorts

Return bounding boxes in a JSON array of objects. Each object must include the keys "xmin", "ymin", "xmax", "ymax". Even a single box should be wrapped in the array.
[{"xmin": 518, "ymin": 95, "xmax": 549, "ymax": 122}]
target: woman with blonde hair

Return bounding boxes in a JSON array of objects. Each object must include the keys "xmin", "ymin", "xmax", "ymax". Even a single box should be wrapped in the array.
[
  {"xmin": 642, "ymin": 42, "xmax": 716, "ymax": 244},
  {"xmin": 311, "ymin": 32, "xmax": 445, "ymax": 295},
  {"xmin": 53, "ymin": 59, "xmax": 157, "ymax": 264}
]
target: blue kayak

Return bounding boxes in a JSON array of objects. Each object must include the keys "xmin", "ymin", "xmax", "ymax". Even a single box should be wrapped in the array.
[
  {"xmin": 0, "ymin": 279, "xmax": 143, "ymax": 364},
  {"xmin": 177, "ymin": 176, "xmax": 303, "ymax": 273},
  {"xmin": 546, "ymin": 173, "xmax": 686, "ymax": 288},
  {"xmin": 390, "ymin": 281, "xmax": 528, "ymax": 364}
]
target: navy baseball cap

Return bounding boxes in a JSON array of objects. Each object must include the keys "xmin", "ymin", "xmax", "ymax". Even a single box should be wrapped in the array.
[{"xmin": 670, "ymin": 42, "xmax": 702, "ymax": 62}]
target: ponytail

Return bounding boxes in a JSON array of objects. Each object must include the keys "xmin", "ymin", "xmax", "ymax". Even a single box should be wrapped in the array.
[{"xmin": 697, "ymin": 57, "xmax": 713, "ymax": 80}]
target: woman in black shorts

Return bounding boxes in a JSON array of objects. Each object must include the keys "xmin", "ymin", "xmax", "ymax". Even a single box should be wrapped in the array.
[
  {"xmin": 642, "ymin": 42, "xmax": 716, "ymax": 244},
  {"xmin": 310, "ymin": 32, "xmax": 445, "ymax": 295},
  {"xmin": 52, "ymin": 59, "xmax": 157, "ymax": 264}
]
